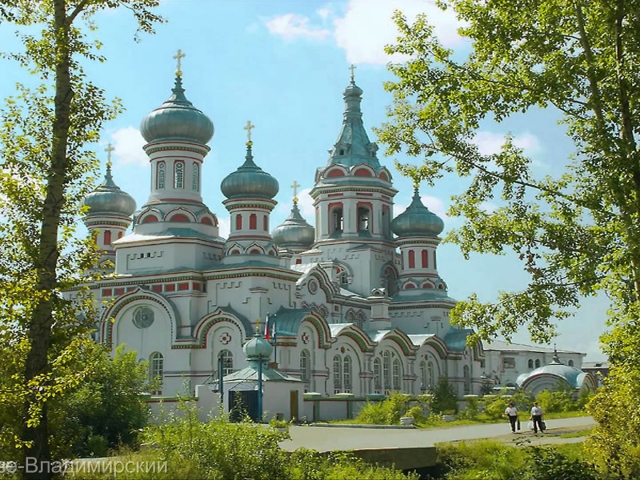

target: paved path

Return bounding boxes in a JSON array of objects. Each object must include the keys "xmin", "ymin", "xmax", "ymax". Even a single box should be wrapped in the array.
[{"xmin": 279, "ymin": 416, "xmax": 595, "ymax": 452}]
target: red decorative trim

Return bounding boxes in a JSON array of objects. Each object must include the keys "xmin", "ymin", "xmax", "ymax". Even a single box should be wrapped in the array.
[
  {"xmin": 178, "ymin": 282, "xmax": 189, "ymax": 291},
  {"xmin": 165, "ymin": 284, "xmax": 175, "ymax": 292}
]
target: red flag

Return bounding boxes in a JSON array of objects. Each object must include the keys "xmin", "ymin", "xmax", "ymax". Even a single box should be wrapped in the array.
[{"xmin": 264, "ymin": 315, "xmax": 271, "ymax": 340}]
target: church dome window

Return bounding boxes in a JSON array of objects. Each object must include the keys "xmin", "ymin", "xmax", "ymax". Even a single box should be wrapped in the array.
[
  {"xmin": 236, "ymin": 214, "xmax": 242, "ymax": 230},
  {"xmin": 192, "ymin": 162, "xmax": 199, "ymax": 191},
  {"xmin": 326, "ymin": 168, "xmax": 345, "ymax": 178},
  {"xmin": 249, "ymin": 249, "xmax": 261, "ymax": 255},
  {"xmin": 200, "ymin": 217, "xmax": 213, "ymax": 225},
  {"xmin": 142, "ymin": 214, "xmax": 158, "ymax": 224},
  {"xmin": 422, "ymin": 250, "xmax": 429, "ymax": 268},
  {"xmin": 230, "ymin": 249, "xmax": 240, "ymax": 255},
  {"xmin": 157, "ymin": 161, "xmax": 165, "ymax": 189},
  {"xmin": 133, "ymin": 306, "xmax": 155, "ymax": 329},
  {"xmin": 174, "ymin": 161, "xmax": 184, "ymax": 189},
  {"xmin": 250, "ymin": 214, "xmax": 257, "ymax": 230}
]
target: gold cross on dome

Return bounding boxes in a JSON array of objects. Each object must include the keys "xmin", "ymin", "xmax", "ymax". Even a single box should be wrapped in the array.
[
  {"xmin": 244, "ymin": 120, "xmax": 255, "ymax": 143},
  {"xmin": 255, "ymin": 317, "xmax": 261, "ymax": 334},
  {"xmin": 349, "ymin": 64, "xmax": 357, "ymax": 81},
  {"xmin": 105, "ymin": 143, "xmax": 115, "ymax": 167},
  {"xmin": 291, "ymin": 180, "xmax": 300, "ymax": 201},
  {"xmin": 173, "ymin": 49, "xmax": 186, "ymax": 76}
]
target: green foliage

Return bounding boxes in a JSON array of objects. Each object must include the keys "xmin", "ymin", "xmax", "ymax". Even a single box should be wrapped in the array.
[
  {"xmin": 0, "ymin": 0, "xmax": 163, "ymax": 470},
  {"xmin": 380, "ymin": 1, "xmax": 640, "ymax": 471},
  {"xmin": 522, "ymin": 447, "xmax": 597, "ymax": 480},
  {"xmin": 431, "ymin": 378, "xmax": 458, "ymax": 414},
  {"xmin": 50, "ymin": 343, "xmax": 152, "ymax": 458},
  {"xmin": 483, "ymin": 396, "xmax": 509, "ymax": 421},
  {"xmin": 354, "ymin": 391, "xmax": 415, "ymax": 425},
  {"xmin": 457, "ymin": 397, "xmax": 479, "ymax": 421},
  {"xmin": 431, "ymin": 441, "xmax": 599, "ymax": 480},
  {"xmin": 74, "ymin": 403, "xmax": 417, "ymax": 480}
]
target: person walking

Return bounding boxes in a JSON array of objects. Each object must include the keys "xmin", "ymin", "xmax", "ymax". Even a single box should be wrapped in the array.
[
  {"xmin": 505, "ymin": 402, "xmax": 519, "ymax": 433},
  {"xmin": 530, "ymin": 401, "xmax": 544, "ymax": 433}
]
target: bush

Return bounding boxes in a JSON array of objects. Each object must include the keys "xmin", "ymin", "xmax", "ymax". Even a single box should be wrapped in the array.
[
  {"xmin": 536, "ymin": 382, "xmax": 577, "ymax": 413},
  {"xmin": 355, "ymin": 391, "xmax": 416, "ymax": 425},
  {"xmin": 431, "ymin": 378, "xmax": 458, "ymax": 414},
  {"xmin": 522, "ymin": 447, "xmax": 597, "ymax": 480}
]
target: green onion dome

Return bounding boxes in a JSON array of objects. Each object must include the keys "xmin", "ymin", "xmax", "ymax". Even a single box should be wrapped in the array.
[
  {"xmin": 140, "ymin": 75, "xmax": 214, "ymax": 145},
  {"xmin": 391, "ymin": 188, "xmax": 444, "ymax": 237},
  {"xmin": 83, "ymin": 164, "xmax": 136, "ymax": 217},
  {"xmin": 272, "ymin": 201, "xmax": 315, "ymax": 248},
  {"xmin": 244, "ymin": 331, "xmax": 273, "ymax": 360},
  {"xmin": 221, "ymin": 143, "xmax": 279, "ymax": 199}
]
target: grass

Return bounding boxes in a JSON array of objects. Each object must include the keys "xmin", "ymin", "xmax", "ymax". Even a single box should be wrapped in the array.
[{"xmin": 558, "ymin": 428, "xmax": 593, "ymax": 438}]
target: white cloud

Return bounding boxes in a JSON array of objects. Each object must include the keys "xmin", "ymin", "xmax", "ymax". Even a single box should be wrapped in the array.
[
  {"xmin": 264, "ymin": 13, "xmax": 332, "ymax": 41},
  {"xmin": 333, "ymin": 0, "xmax": 466, "ymax": 65},
  {"xmin": 276, "ymin": 188, "xmax": 315, "ymax": 219},
  {"xmin": 472, "ymin": 131, "xmax": 542, "ymax": 156},
  {"xmin": 218, "ymin": 215, "xmax": 230, "ymax": 239},
  {"xmin": 394, "ymin": 194, "xmax": 448, "ymax": 221},
  {"xmin": 110, "ymin": 126, "xmax": 147, "ymax": 167}
]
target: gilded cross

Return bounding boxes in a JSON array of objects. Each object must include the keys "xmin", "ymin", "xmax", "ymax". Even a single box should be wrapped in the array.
[
  {"xmin": 349, "ymin": 64, "xmax": 357, "ymax": 81},
  {"xmin": 105, "ymin": 143, "xmax": 115, "ymax": 167},
  {"xmin": 244, "ymin": 120, "xmax": 255, "ymax": 143},
  {"xmin": 255, "ymin": 317, "xmax": 261, "ymax": 334},
  {"xmin": 173, "ymin": 49, "xmax": 186, "ymax": 76},
  {"xmin": 291, "ymin": 180, "xmax": 300, "ymax": 201}
]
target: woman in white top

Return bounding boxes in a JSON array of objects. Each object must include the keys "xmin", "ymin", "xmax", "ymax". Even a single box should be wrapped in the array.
[{"xmin": 504, "ymin": 402, "xmax": 518, "ymax": 433}]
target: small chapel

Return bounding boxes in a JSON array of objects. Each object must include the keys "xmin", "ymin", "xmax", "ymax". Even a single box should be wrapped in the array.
[{"xmin": 78, "ymin": 56, "xmax": 486, "ymax": 420}]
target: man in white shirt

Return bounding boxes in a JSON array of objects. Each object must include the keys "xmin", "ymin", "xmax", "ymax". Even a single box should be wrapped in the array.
[{"xmin": 530, "ymin": 401, "xmax": 544, "ymax": 433}]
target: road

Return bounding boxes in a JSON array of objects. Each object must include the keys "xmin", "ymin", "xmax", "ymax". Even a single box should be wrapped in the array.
[{"xmin": 279, "ymin": 416, "xmax": 595, "ymax": 452}]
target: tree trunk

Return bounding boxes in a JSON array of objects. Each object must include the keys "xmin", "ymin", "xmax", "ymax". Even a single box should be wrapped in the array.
[{"xmin": 22, "ymin": 1, "xmax": 73, "ymax": 478}]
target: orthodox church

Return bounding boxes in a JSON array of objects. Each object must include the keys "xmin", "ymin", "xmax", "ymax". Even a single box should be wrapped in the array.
[{"xmin": 79, "ymin": 61, "xmax": 485, "ymax": 411}]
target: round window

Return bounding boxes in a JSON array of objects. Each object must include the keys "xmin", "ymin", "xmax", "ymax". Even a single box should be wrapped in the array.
[{"xmin": 133, "ymin": 306, "xmax": 154, "ymax": 329}]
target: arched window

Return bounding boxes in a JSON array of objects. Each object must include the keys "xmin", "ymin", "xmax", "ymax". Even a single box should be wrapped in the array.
[
  {"xmin": 419, "ymin": 361, "xmax": 427, "ymax": 391},
  {"xmin": 408, "ymin": 250, "xmax": 415, "ymax": 268},
  {"xmin": 219, "ymin": 349, "xmax": 234, "ymax": 376},
  {"xmin": 343, "ymin": 356, "xmax": 352, "ymax": 391},
  {"xmin": 331, "ymin": 206, "xmax": 343, "ymax": 233},
  {"xmin": 236, "ymin": 214, "xmax": 242, "ymax": 230},
  {"xmin": 528, "ymin": 359, "xmax": 534, "ymax": 369},
  {"xmin": 421, "ymin": 250, "xmax": 428, "ymax": 268},
  {"xmin": 373, "ymin": 358, "xmax": 381, "ymax": 392},
  {"xmin": 427, "ymin": 361, "xmax": 435, "ymax": 390},
  {"xmin": 383, "ymin": 351, "xmax": 391, "ymax": 391},
  {"xmin": 174, "ymin": 161, "xmax": 184, "ymax": 189},
  {"xmin": 392, "ymin": 359, "xmax": 401, "ymax": 391},
  {"xmin": 157, "ymin": 161, "xmax": 165, "ymax": 189},
  {"xmin": 568, "ymin": 360, "xmax": 574, "ymax": 367},
  {"xmin": 192, "ymin": 162, "xmax": 199, "ymax": 191},
  {"xmin": 300, "ymin": 349, "xmax": 310, "ymax": 382},
  {"xmin": 104, "ymin": 230, "xmax": 111, "ymax": 246},
  {"xmin": 149, "ymin": 352, "xmax": 164, "ymax": 387},
  {"xmin": 249, "ymin": 213, "xmax": 257, "ymax": 230},
  {"xmin": 333, "ymin": 355, "xmax": 342, "ymax": 393},
  {"xmin": 357, "ymin": 206, "xmax": 370, "ymax": 231},
  {"xmin": 463, "ymin": 365, "xmax": 471, "ymax": 395},
  {"xmin": 535, "ymin": 359, "xmax": 541, "ymax": 368}
]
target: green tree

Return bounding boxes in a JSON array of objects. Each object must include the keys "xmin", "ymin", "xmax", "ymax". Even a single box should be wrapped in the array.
[
  {"xmin": 50, "ymin": 344, "xmax": 152, "ymax": 458},
  {"xmin": 0, "ymin": 1, "xmax": 162, "ymax": 477},
  {"xmin": 431, "ymin": 377, "xmax": 458, "ymax": 414},
  {"xmin": 377, "ymin": 1, "xmax": 640, "ymax": 476}
]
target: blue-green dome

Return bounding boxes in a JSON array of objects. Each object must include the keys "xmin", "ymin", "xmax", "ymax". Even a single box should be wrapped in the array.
[
  {"xmin": 221, "ymin": 143, "xmax": 279, "ymax": 199},
  {"xmin": 83, "ymin": 164, "xmax": 136, "ymax": 217},
  {"xmin": 244, "ymin": 331, "xmax": 273, "ymax": 359},
  {"xmin": 272, "ymin": 201, "xmax": 315, "ymax": 248},
  {"xmin": 140, "ymin": 75, "xmax": 213, "ymax": 145},
  {"xmin": 391, "ymin": 189, "xmax": 444, "ymax": 237}
]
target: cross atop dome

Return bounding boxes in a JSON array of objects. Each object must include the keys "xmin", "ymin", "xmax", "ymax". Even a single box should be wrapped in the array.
[
  {"xmin": 173, "ymin": 49, "xmax": 186, "ymax": 77},
  {"xmin": 349, "ymin": 64, "xmax": 357, "ymax": 82},
  {"xmin": 291, "ymin": 180, "xmax": 300, "ymax": 203},
  {"xmin": 244, "ymin": 120, "xmax": 255, "ymax": 145},
  {"xmin": 105, "ymin": 143, "xmax": 114, "ymax": 168}
]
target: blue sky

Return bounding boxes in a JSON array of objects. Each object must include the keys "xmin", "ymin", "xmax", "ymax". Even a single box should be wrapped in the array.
[{"xmin": 0, "ymin": 0, "xmax": 608, "ymax": 359}]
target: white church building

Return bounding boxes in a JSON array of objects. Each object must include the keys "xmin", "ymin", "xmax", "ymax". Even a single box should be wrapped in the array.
[{"xmin": 78, "ymin": 65, "xmax": 497, "ymax": 420}]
